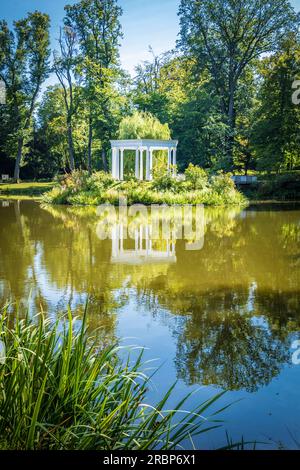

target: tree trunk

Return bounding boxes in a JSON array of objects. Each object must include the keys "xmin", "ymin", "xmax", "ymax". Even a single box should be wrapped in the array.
[
  {"xmin": 244, "ymin": 150, "xmax": 252, "ymax": 176},
  {"xmin": 13, "ymin": 84, "xmax": 40, "ymax": 182},
  {"xmin": 226, "ymin": 86, "xmax": 236, "ymax": 170},
  {"xmin": 13, "ymin": 137, "xmax": 24, "ymax": 182},
  {"xmin": 87, "ymin": 116, "xmax": 93, "ymax": 175},
  {"xmin": 102, "ymin": 148, "xmax": 108, "ymax": 172},
  {"xmin": 67, "ymin": 119, "xmax": 75, "ymax": 172}
]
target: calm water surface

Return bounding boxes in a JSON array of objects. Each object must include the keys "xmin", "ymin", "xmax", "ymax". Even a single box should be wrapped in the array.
[{"xmin": 0, "ymin": 200, "xmax": 300, "ymax": 449}]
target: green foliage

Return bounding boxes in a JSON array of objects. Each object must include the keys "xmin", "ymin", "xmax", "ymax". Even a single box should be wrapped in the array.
[
  {"xmin": 252, "ymin": 34, "xmax": 300, "ymax": 172},
  {"xmin": 185, "ymin": 164, "xmax": 209, "ymax": 191},
  {"xmin": 118, "ymin": 111, "xmax": 171, "ymax": 140},
  {"xmin": 87, "ymin": 170, "xmax": 116, "ymax": 190},
  {"xmin": 256, "ymin": 173, "xmax": 300, "ymax": 201},
  {"xmin": 36, "ymin": 85, "xmax": 89, "ymax": 174},
  {"xmin": 0, "ymin": 304, "xmax": 229, "ymax": 450},
  {"xmin": 64, "ymin": 0, "xmax": 124, "ymax": 172},
  {"xmin": 55, "ymin": 170, "xmax": 91, "ymax": 192},
  {"xmin": 151, "ymin": 157, "xmax": 178, "ymax": 192},
  {"xmin": 1, "ymin": 1, "xmax": 300, "ymax": 183},
  {"xmin": 152, "ymin": 172, "xmax": 178, "ymax": 192},
  {"xmin": 178, "ymin": 0, "xmax": 297, "ymax": 168},
  {"xmin": 0, "ymin": 11, "xmax": 51, "ymax": 179},
  {"xmin": 211, "ymin": 172, "xmax": 235, "ymax": 196},
  {"xmin": 117, "ymin": 111, "xmax": 172, "ymax": 179},
  {"xmin": 132, "ymin": 52, "xmax": 227, "ymax": 171},
  {"xmin": 43, "ymin": 166, "xmax": 246, "ymax": 207}
]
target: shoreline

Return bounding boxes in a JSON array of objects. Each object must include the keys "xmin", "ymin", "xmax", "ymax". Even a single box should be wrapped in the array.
[
  {"xmin": 1, "ymin": 182, "xmax": 300, "ymax": 206},
  {"xmin": 1, "ymin": 194, "xmax": 300, "ymax": 206}
]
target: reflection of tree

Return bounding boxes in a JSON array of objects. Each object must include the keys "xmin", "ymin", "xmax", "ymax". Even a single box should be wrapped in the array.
[
  {"xmin": 33, "ymin": 205, "xmax": 124, "ymax": 342},
  {"xmin": 128, "ymin": 207, "xmax": 300, "ymax": 392},
  {"xmin": 42, "ymin": 204, "xmax": 300, "ymax": 394},
  {"xmin": 174, "ymin": 304, "xmax": 290, "ymax": 392},
  {"xmin": 280, "ymin": 222, "xmax": 300, "ymax": 270},
  {"xmin": 0, "ymin": 201, "xmax": 36, "ymax": 302},
  {"xmin": 0, "ymin": 202, "xmax": 121, "ymax": 343}
]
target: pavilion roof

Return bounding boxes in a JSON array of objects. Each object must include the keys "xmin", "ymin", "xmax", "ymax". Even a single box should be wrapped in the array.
[{"xmin": 110, "ymin": 139, "xmax": 178, "ymax": 149}]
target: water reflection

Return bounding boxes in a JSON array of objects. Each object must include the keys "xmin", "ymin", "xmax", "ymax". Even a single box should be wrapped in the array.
[
  {"xmin": 0, "ymin": 200, "xmax": 300, "ymax": 394},
  {"xmin": 175, "ymin": 307, "xmax": 290, "ymax": 392},
  {"xmin": 111, "ymin": 224, "xmax": 177, "ymax": 264}
]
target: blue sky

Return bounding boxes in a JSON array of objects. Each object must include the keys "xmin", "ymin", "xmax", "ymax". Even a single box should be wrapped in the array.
[
  {"xmin": 0, "ymin": 0, "xmax": 181, "ymax": 76},
  {"xmin": 1, "ymin": 0, "xmax": 300, "ymax": 79}
]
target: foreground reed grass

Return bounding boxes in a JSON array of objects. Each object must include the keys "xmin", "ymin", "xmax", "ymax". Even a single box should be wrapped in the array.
[{"xmin": 0, "ymin": 305, "xmax": 229, "ymax": 450}]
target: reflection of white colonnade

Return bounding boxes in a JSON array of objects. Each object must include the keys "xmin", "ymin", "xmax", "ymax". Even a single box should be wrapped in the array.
[
  {"xmin": 111, "ymin": 223, "xmax": 176, "ymax": 265},
  {"xmin": 110, "ymin": 139, "xmax": 178, "ymax": 181}
]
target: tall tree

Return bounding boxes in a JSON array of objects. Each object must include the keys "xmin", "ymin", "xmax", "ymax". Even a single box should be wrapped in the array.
[
  {"xmin": 53, "ymin": 27, "xmax": 80, "ymax": 172},
  {"xmin": 35, "ymin": 84, "xmax": 89, "ymax": 176},
  {"xmin": 133, "ymin": 49, "xmax": 172, "ymax": 123},
  {"xmin": 132, "ymin": 51, "xmax": 227, "ymax": 170},
  {"xmin": 0, "ymin": 12, "xmax": 50, "ymax": 180},
  {"xmin": 178, "ymin": 0, "xmax": 297, "ymax": 169},
  {"xmin": 253, "ymin": 33, "xmax": 300, "ymax": 172},
  {"xmin": 65, "ymin": 0, "xmax": 122, "ymax": 173}
]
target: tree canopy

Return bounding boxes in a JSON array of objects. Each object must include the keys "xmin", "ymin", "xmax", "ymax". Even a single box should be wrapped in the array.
[
  {"xmin": 0, "ymin": 0, "xmax": 300, "ymax": 179},
  {"xmin": 118, "ymin": 111, "xmax": 171, "ymax": 140}
]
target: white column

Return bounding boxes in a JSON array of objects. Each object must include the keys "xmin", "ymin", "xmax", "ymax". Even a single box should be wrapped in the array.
[
  {"xmin": 146, "ymin": 147, "xmax": 150, "ymax": 181},
  {"xmin": 173, "ymin": 148, "xmax": 177, "ymax": 175},
  {"xmin": 135, "ymin": 148, "xmax": 139, "ymax": 179},
  {"xmin": 167, "ymin": 148, "xmax": 171, "ymax": 171},
  {"xmin": 149, "ymin": 148, "xmax": 153, "ymax": 181},
  {"xmin": 139, "ymin": 148, "xmax": 144, "ymax": 180},
  {"xmin": 173, "ymin": 148, "xmax": 177, "ymax": 166},
  {"xmin": 112, "ymin": 147, "xmax": 116, "ymax": 178},
  {"xmin": 120, "ymin": 148, "xmax": 124, "ymax": 180},
  {"xmin": 116, "ymin": 148, "xmax": 120, "ymax": 180}
]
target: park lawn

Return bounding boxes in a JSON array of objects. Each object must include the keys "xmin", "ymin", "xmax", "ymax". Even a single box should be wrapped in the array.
[{"xmin": 0, "ymin": 181, "xmax": 54, "ymax": 199}]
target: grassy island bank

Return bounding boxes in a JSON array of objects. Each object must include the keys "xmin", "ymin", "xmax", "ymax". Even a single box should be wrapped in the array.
[{"xmin": 42, "ymin": 167, "xmax": 246, "ymax": 207}]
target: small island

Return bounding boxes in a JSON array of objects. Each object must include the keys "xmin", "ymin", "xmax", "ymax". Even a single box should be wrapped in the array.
[{"xmin": 41, "ymin": 112, "xmax": 245, "ymax": 207}]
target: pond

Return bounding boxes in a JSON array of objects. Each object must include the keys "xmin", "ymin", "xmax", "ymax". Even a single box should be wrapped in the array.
[{"xmin": 0, "ymin": 200, "xmax": 300, "ymax": 449}]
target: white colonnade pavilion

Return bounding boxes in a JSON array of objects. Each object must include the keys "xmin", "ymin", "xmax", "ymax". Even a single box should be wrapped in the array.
[{"xmin": 110, "ymin": 139, "xmax": 178, "ymax": 181}]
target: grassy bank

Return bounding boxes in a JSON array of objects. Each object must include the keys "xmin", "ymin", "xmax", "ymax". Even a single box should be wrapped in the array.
[
  {"xmin": 0, "ymin": 181, "xmax": 54, "ymax": 199},
  {"xmin": 240, "ymin": 173, "xmax": 300, "ymax": 202},
  {"xmin": 3, "ymin": 172, "xmax": 300, "ymax": 205},
  {"xmin": 42, "ymin": 168, "xmax": 246, "ymax": 207},
  {"xmin": 0, "ymin": 304, "xmax": 233, "ymax": 450}
]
